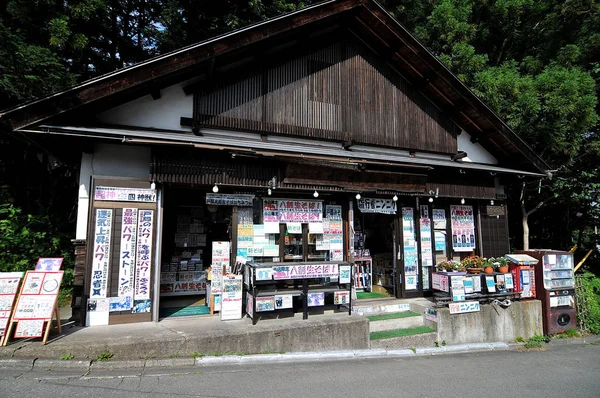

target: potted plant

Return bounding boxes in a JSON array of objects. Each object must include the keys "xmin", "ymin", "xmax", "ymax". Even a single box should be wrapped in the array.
[
  {"xmin": 461, "ymin": 255, "xmax": 486, "ymax": 274},
  {"xmin": 436, "ymin": 260, "xmax": 462, "ymax": 272},
  {"xmin": 493, "ymin": 257, "xmax": 510, "ymax": 273},
  {"xmin": 483, "ymin": 258, "xmax": 496, "ymax": 274}
]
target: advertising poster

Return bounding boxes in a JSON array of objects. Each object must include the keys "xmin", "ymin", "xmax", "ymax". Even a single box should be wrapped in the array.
[
  {"xmin": 450, "ymin": 205, "xmax": 476, "ymax": 252},
  {"xmin": 308, "ymin": 292, "xmax": 325, "ymax": 307},
  {"xmin": 0, "ymin": 272, "xmax": 23, "ymax": 337},
  {"xmin": 237, "ymin": 224, "xmax": 253, "ymax": 249},
  {"xmin": 339, "ymin": 266, "xmax": 351, "ymax": 284},
  {"xmin": 274, "ymin": 295, "xmax": 293, "ymax": 309},
  {"xmin": 221, "ymin": 276, "xmax": 243, "ymax": 320},
  {"xmin": 34, "ymin": 258, "xmax": 63, "ymax": 272},
  {"xmin": 246, "ymin": 293, "xmax": 254, "ymax": 318},
  {"xmin": 15, "ymin": 319, "xmax": 45, "ymax": 338},
  {"xmin": 94, "ymin": 186, "xmax": 156, "ymax": 202},
  {"xmin": 13, "ymin": 271, "xmax": 63, "ymax": 324},
  {"xmin": 278, "ymin": 200, "xmax": 323, "ymax": 222},
  {"xmin": 255, "ymin": 267, "xmax": 273, "ymax": 281},
  {"xmin": 134, "ymin": 210, "xmax": 153, "ymax": 300},
  {"xmin": 212, "ymin": 241, "xmax": 231, "ymax": 273},
  {"xmin": 256, "ymin": 296, "xmax": 275, "ymax": 312},
  {"xmin": 90, "ymin": 209, "xmax": 112, "ymax": 299},
  {"xmin": 109, "ymin": 296, "xmax": 132, "ymax": 312},
  {"xmin": 402, "ymin": 207, "xmax": 418, "ymax": 290},
  {"xmin": 334, "ymin": 291, "xmax": 350, "ymax": 305}
]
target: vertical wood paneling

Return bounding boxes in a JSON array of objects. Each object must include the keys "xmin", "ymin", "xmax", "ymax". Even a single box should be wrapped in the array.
[{"xmin": 194, "ymin": 39, "xmax": 457, "ymax": 153}]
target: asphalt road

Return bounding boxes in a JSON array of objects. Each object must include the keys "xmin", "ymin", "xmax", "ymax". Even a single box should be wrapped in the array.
[{"xmin": 1, "ymin": 343, "xmax": 599, "ymax": 397}]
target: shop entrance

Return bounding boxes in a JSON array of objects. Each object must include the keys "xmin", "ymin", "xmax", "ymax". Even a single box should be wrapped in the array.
[
  {"xmin": 353, "ymin": 211, "xmax": 397, "ymax": 299},
  {"xmin": 158, "ymin": 186, "xmax": 232, "ymax": 319}
]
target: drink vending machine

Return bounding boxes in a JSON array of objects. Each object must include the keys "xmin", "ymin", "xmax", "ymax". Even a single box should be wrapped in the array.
[
  {"xmin": 505, "ymin": 254, "xmax": 537, "ymax": 299},
  {"xmin": 517, "ymin": 250, "xmax": 577, "ymax": 335}
]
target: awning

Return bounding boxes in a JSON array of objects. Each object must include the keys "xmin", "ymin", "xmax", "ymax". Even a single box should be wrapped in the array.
[
  {"xmin": 27, "ymin": 125, "xmax": 546, "ymax": 177},
  {"xmin": 505, "ymin": 254, "xmax": 539, "ymax": 265}
]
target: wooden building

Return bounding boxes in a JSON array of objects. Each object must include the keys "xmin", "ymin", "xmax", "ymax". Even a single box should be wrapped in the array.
[{"xmin": 0, "ymin": 0, "xmax": 549, "ymax": 325}]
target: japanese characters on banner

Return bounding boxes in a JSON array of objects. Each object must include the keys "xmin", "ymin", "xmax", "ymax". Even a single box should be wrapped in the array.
[
  {"xmin": 134, "ymin": 210, "xmax": 154, "ymax": 300},
  {"xmin": 206, "ymin": 193, "xmax": 254, "ymax": 206},
  {"xmin": 118, "ymin": 208, "xmax": 138, "ymax": 298},
  {"xmin": 402, "ymin": 207, "xmax": 418, "ymax": 290},
  {"xmin": 12, "ymin": 271, "xmax": 63, "ymax": 338},
  {"xmin": 220, "ymin": 275, "xmax": 243, "ymax": 321},
  {"xmin": 419, "ymin": 206, "xmax": 433, "ymax": 290},
  {"xmin": 263, "ymin": 200, "xmax": 323, "ymax": 222},
  {"xmin": 450, "ymin": 205, "xmax": 476, "ymax": 252},
  {"xmin": 90, "ymin": 209, "xmax": 113, "ymax": 299},
  {"xmin": 35, "ymin": 258, "xmax": 63, "ymax": 272},
  {"xmin": 325, "ymin": 205, "xmax": 343, "ymax": 261},
  {"xmin": 94, "ymin": 186, "xmax": 156, "ymax": 203},
  {"xmin": 0, "ymin": 272, "xmax": 23, "ymax": 337},
  {"xmin": 272, "ymin": 263, "xmax": 338, "ymax": 280},
  {"xmin": 357, "ymin": 198, "xmax": 397, "ymax": 214},
  {"xmin": 449, "ymin": 301, "xmax": 480, "ymax": 314}
]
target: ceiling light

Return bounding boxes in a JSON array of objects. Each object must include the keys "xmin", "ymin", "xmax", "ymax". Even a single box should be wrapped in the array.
[
  {"xmin": 268, "ymin": 188, "xmax": 272, "ymax": 196},
  {"xmin": 355, "ymin": 193, "xmax": 361, "ymax": 200},
  {"xmin": 313, "ymin": 190, "xmax": 319, "ymax": 198},
  {"xmin": 392, "ymin": 194, "xmax": 398, "ymax": 202},
  {"xmin": 428, "ymin": 197, "xmax": 434, "ymax": 203},
  {"xmin": 150, "ymin": 181, "xmax": 156, "ymax": 190},
  {"xmin": 212, "ymin": 184, "xmax": 219, "ymax": 193},
  {"xmin": 460, "ymin": 198, "xmax": 465, "ymax": 205},
  {"xmin": 490, "ymin": 199, "xmax": 495, "ymax": 205}
]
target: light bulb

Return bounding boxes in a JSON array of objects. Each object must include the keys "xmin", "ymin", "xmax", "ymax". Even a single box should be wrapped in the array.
[
  {"xmin": 460, "ymin": 198, "xmax": 465, "ymax": 204},
  {"xmin": 150, "ymin": 182, "xmax": 156, "ymax": 190},
  {"xmin": 428, "ymin": 197, "xmax": 433, "ymax": 203},
  {"xmin": 268, "ymin": 188, "xmax": 272, "ymax": 196},
  {"xmin": 392, "ymin": 194, "xmax": 398, "ymax": 202},
  {"xmin": 313, "ymin": 190, "xmax": 319, "ymax": 198},
  {"xmin": 490, "ymin": 199, "xmax": 495, "ymax": 205},
  {"xmin": 355, "ymin": 193, "xmax": 361, "ymax": 200},
  {"xmin": 212, "ymin": 184, "xmax": 219, "ymax": 193}
]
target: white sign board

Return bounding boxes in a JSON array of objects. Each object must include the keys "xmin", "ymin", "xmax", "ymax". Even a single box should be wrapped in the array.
[{"xmin": 220, "ymin": 276, "xmax": 243, "ymax": 320}]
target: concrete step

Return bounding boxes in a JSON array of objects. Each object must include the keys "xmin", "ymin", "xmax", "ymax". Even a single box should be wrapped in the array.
[
  {"xmin": 369, "ymin": 314, "xmax": 424, "ymax": 333},
  {"xmin": 370, "ymin": 331, "xmax": 438, "ymax": 349}
]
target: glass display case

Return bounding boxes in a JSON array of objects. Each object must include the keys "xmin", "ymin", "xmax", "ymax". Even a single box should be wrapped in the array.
[{"xmin": 542, "ymin": 253, "xmax": 575, "ymax": 290}]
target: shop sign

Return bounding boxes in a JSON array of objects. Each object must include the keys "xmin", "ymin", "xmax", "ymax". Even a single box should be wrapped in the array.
[
  {"xmin": 90, "ymin": 209, "xmax": 112, "ymax": 299},
  {"xmin": 134, "ymin": 210, "xmax": 153, "ymax": 300},
  {"xmin": 94, "ymin": 186, "xmax": 156, "ymax": 203},
  {"xmin": 357, "ymin": 198, "xmax": 397, "ymax": 214},
  {"xmin": 206, "ymin": 193, "xmax": 254, "ymax": 206},
  {"xmin": 449, "ymin": 301, "xmax": 480, "ymax": 314},
  {"xmin": 272, "ymin": 263, "xmax": 339, "ymax": 280},
  {"xmin": 278, "ymin": 200, "xmax": 323, "ymax": 222}
]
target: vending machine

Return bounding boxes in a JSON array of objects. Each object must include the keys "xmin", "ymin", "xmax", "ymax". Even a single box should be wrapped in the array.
[
  {"xmin": 505, "ymin": 254, "xmax": 537, "ymax": 299},
  {"xmin": 517, "ymin": 250, "xmax": 577, "ymax": 335}
]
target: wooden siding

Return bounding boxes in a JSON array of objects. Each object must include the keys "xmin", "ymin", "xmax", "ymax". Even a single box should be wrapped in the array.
[{"xmin": 193, "ymin": 40, "xmax": 458, "ymax": 154}]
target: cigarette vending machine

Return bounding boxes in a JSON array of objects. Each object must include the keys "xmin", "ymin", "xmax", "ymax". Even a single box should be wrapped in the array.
[
  {"xmin": 517, "ymin": 250, "xmax": 577, "ymax": 335},
  {"xmin": 505, "ymin": 254, "xmax": 537, "ymax": 299}
]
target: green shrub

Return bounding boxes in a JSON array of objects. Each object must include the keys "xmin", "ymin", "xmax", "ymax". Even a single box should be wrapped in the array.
[
  {"xmin": 576, "ymin": 273, "xmax": 600, "ymax": 334},
  {"xmin": 97, "ymin": 349, "xmax": 114, "ymax": 362}
]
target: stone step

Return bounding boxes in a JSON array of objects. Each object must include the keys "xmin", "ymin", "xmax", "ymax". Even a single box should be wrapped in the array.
[
  {"xmin": 369, "ymin": 314, "xmax": 424, "ymax": 333},
  {"xmin": 370, "ymin": 331, "xmax": 438, "ymax": 349}
]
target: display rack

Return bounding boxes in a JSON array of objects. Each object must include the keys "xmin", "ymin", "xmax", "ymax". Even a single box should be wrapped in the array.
[
  {"xmin": 244, "ymin": 261, "xmax": 353, "ymax": 325},
  {"xmin": 432, "ymin": 271, "xmax": 519, "ymax": 307},
  {"xmin": 352, "ymin": 257, "xmax": 372, "ymax": 292}
]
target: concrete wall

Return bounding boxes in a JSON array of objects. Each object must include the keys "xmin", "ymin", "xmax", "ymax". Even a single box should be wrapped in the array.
[
  {"xmin": 436, "ymin": 300, "xmax": 543, "ymax": 345},
  {"xmin": 76, "ymin": 143, "xmax": 151, "ymax": 239}
]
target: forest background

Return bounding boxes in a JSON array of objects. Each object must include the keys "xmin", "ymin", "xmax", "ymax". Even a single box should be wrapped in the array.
[{"xmin": 0, "ymin": 1, "xmax": 599, "ymax": 311}]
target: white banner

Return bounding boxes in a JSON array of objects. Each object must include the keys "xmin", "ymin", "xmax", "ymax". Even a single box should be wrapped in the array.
[
  {"xmin": 94, "ymin": 186, "xmax": 156, "ymax": 202},
  {"xmin": 358, "ymin": 198, "xmax": 397, "ymax": 214},
  {"xmin": 118, "ymin": 208, "xmax": 138, "ymax": 297},
  {"xmin": 134, "ymin": 210, "xmax": 154, "ymax": 300},
  {"xmin": 90, "ymin": 209, "xmax": 112, "ymax": 298}
]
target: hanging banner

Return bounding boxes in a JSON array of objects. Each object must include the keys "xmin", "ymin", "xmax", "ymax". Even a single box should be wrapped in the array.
[
  {"xmin": 212, "ymin": 241, "xmax": 231, "ymax": 273},
  {"xmin": 134, "ymin": 210, "xmax": 154, "ymax": 300},
  {"xmin": 326, "ymin": 205, "xmax": 343, "ymax": 221},
  {"xmin": 206, "ymin": 193, "xmax": 254, "ymax": 206},
  {"xmin": 450, "ymin": 205, "xmax": 476, "ymax": 252},
  {"xmin": 272, "ymin": 263, "xmax": 339, "ymax": 280},
  {"xmin": 94, "ymin": 186, "xmax": 156, "ymax": 203},
  {"xmin": 90, "ymin": 209, "xmax": 112, "ymax": 299},
  {"xmin": 357, "ymin": 198, "xmax": 397, "ymax": 214},
  {"xmin": 286, "ymin": 222, "xmax": 302, "ymax": 234},
  {"xmin": 118, "ymin": 208, "xmax": 138, "ymax": 297},
  {"xmin": 277, "ymin": 200, "xmax": 323, "ymax": 222},
  {"xmin": 402, "ymin": 207, "xmax": 418, "ymax": 290}
]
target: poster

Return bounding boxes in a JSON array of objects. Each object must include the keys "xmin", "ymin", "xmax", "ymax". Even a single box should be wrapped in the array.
[
  {"xmin": 485, "ymin": 276, "xmax": 496, "ymax": 293},
  {"xmin": 419, "ymin": 208, "xmax": 433, "ymax": 267},
  {"xmin": 277, "ymin": 200, "xmax": 323, "ymax": 222},
  {"xmin": 402, "ymin": 207, "xmax": 418, "ymax": 290},
  {"xmin": 274, "ymin": 295, "xmax": 293, "ymax": 309},
  {"xmin": 309, "ymin": 222, "xmax": 324, "ymax": 234},
  {"xmin": 13, "ymin": 271, "xmax": 63, "ymax": 321},
  {"xmin": 35, "ymin": 258, "xmax": 63, "ymax": 272},
  {"xmin": 339, "ymin": 266, "xmax": 351, "ymax": 284},
  {"xmin": 246, "ymin": 293, "xmax": 254, "ymax": 318},
  {"xmin": 90, "ymin": 209, "xmax": 112, "ymax": 299},
  {"xmin": 0, "ymin": 272, "xmax": 23, "ymax": 337},
  {"xmin": 221, "ymin": 275, "xmax": 243, "ymax": 320},
  {"xmin": 132, "ymin": 299, "xmax": 151, "ymax": 313},
  {"xmin": 450, "ymin": 205, "xmax": 476, "ymax": 252},
  {"xmin": 263, "ymin": 245, "xmax": 279, "ymax": 257},
  {"xmin": 308, "ymin": 292, "xmax": 325, "ymax": 307},
  {"xmin": 504, "ymin": 273, "xmax": 514, "ymax": 289},
  {"xmin": 109, "ymin": 296, "xmax": 132, "ymax": 312},
  {"xmin": 255, "ymin": 267, "xmax": 273, "ymax": 281},
  {"xmin": 134, "ymin": 210, "xmax": 153, "ymax": 300},
  {"xmin": 212, "ymin": 241, "xmax": 231, "ymax": 273},
  {"xmin": 286, "ymin": 223, "xmax": 302, "ymax": 234},
  {"xmin": 237, "ymin": 224, "xmax": 254, "ymax": 249},
  {"xmin": 463, "ymin": 277, "xmax": 474, "ymax": 294},
  {"xmin": 334, "ymin": 291, "xmax": 350, "ymax": 305},
  {"xmin": 118, "ymin": 208, "xmax": 138, "ymax": 298},
  {"xmin": 256, "ymin": 296, "xmax": 275, "ymax": 312},
  {"xmin": 15, "ymin": 319, "xmax": 45, "ymax": 338}
]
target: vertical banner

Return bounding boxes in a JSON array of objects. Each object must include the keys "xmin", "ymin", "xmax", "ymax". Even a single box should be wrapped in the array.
[
  {"xmin": 419, "ymin": 205, "xmax": 433, "ymax": 290},
  {"xmin": 90, "ymin": 209, "xmax": 113, "ymax": 299},
  {"xmin": 134, "ymin": 210, "xmax": 154, "ymax": 300},
  {"xmin": 402, "ymin": 207, "xmax": 418, "ymax": 290},
  {"xmin": 450, "ymin": 205, "xmax": 476, "ymax": 252},
  {"xmin": 118, "ymin": 208, "xmax": 138, "ymax": 297}
]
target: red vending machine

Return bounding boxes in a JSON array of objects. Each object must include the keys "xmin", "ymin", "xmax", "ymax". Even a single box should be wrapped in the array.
[
  {"xmin": 505, "ymin": 254, "xmax": 537, "ymax": 299},
  {"xmin": 517, "ymin": 250, "xmax": 577, "ymax": 335}
]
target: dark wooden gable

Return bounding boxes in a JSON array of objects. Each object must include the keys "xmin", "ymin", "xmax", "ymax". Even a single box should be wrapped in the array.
[{"xmin": 192, "ymin": 35, "xmax": 458, "ymax": 154}]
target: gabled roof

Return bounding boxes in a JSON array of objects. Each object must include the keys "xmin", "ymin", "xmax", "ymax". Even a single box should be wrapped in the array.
[{"xmin": 0, "ymin": 0, "xmax": 549, "ymax": 174}]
